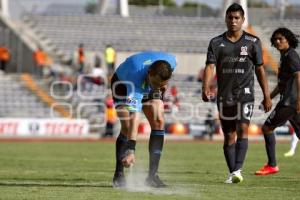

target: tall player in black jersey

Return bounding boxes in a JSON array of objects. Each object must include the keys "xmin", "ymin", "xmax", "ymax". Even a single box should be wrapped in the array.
[
  {"xmin": 202, "ymin": 3, "xmax": 272, "ymax": 184},
  {"xmin": 255, "ymin": 28, "xmax": 300, "ymax": 176}
]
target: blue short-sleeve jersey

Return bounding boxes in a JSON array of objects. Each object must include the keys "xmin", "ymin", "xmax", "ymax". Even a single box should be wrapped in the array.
[{"xmin": 115, "ymin": 51, "xmax": 176, "ymax": 112}]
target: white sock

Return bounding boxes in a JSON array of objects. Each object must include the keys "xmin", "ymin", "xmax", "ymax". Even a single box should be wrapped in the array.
[{"xmin": 290, "ymin": 133, "xmax": 299, "ymax": 153}]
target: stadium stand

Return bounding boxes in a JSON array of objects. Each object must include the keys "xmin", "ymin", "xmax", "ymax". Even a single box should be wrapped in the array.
[
  {"xmin": 22, "ymin": 14, "xmax": 226, "ymax": 60},
  {"xmin": 0, "ymin": 73, "xmax": 60, "ymax": 118}
]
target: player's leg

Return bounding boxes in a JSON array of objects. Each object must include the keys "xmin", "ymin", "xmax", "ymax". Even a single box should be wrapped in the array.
[
  {"xmin": 231, "ymin": 122, "xmax": 249, "ymax": 183},
  {"xmin": 285, "ymin": 115, "xmax": 300, "ymax": 156},
  {"xmin": 219, "ymin": 105, "xmax": 237, "ymax": 183},
  {"xmin": 255, "ymin": 103, "xmax": 293, "ymax": 175},
  {"xmin": 116, "ymin": 107, "xmax": 131, "ymax": 159},
  {"xmin": 234, "ymin": 123, "xmax": 249, "ymax": 171},
  {"xmin": 143, "ymin": 99, "xmax": 166, "ymax": 187},
  {"xmin": 234, "ymin": 102, "xmax": 254, "ymax": 171},
  {"xmin": 113, "ymin": 107, "xmax": 131, "ymax": 187},
  {"xmin": 290, "ymin": 114, "xmax": 300, "ymax": 140},
  {"xmin": 231, "ymin": 102, "xmax": 254, "ymax": 183},
  {"xmin": 111, "ymin": 74, "xmax": 129, "ymax": 187},
  {"xmin": 223, "ymin": 129, "xmax": 237, "ymax": 174},
  {"xmin": 284, "ymin": 132, "xmax": 299, "ymax": 157},
  {"xmin": 223, "ymin": 129, "xmax": 237, "ymax": 184},
  {"xmin": 290, "ymin": 133, "xmax": 299, "ymax": 153}
]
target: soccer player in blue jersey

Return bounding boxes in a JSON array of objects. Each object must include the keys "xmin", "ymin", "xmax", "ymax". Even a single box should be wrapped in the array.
[{"xmin": 111, "ymin": 51, "xmax": 176, "ymax": 188}]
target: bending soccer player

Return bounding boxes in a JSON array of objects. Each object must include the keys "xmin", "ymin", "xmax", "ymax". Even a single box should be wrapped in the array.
[
  {"xmin": 255, "ymin": 27, "xmax": 300, "ymax": 175},
  {"xmin": 111, "ymin": 51, "xmax": 176, "ymax": 188},
  {"xmin": 202, "ymin": 3, "xmax": 272, "ymax": 184}
]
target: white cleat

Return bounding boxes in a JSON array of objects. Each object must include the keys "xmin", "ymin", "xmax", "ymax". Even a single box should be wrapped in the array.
[
  {"xmin": 224, "ymin": 173, "xmax": 233, "ymax": 184},
  {"xmin": 232, "ymin": 169, "xmax": 243, "ymax": 183},
  {"xmin": 284, "ymin": 150, "xmax": 295, "ymax": 157}
]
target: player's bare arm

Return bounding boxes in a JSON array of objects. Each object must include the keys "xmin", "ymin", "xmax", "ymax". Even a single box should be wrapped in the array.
[
  {"xmin": 202, "ymin": 63, "xmax": 215, "ymax": 102},
  {"xmin": 255, "ymin": 65, "xmax": 272, "ymax": 112}
]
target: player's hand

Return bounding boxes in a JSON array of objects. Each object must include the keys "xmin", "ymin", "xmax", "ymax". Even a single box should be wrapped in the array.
[
  {"xmin": 122, "ymin": 152, "xmax": 135, "ymax": 168},
  {"xmin": 261, "ymin": 97, "xmax": 272, "ymax": 113},
  {"xmin": 202, "ymin": 89, "xmax": 214, "ymax": 102}
]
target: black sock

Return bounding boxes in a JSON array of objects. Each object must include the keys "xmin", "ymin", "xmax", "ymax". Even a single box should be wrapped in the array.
[
  {"xmin": 234, "ymin": 138, "xmax": 248, "ymax": 171},
  {"xmin": 149, "ymin": 130, "xmax": 164, "ymax": 177},
  {"xmin": 263, "ymin": 133, "xmax": 277, "ymax": 167},
  {"xmin": 114, "ymin": 133, "xmax": 127, "ymax": 176},
  {"xmin": 223, "ymin": 143, "xmax": 236, "ymax": 173}
]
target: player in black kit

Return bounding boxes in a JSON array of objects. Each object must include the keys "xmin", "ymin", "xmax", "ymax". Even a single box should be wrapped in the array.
[
  {"xmin": 255, "ymin": 27, "xmax": 300, "ymax": 176},
  {"xmin": 202, "ymin": 3, "xmax": 272, "ymax": 184}
]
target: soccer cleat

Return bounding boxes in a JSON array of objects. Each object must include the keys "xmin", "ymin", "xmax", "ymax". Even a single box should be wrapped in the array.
[
  {"xmin": 232, "ymin": 169, "xmax": 243, "ymax": 183},
  {"xmin": 284, "ymin": 150, "xmax": 295, "ymax": 157},
  {"xmin": 224, "ymin": 173, "xmax": 233, "ymax": 184},
  {"xmin": 145, "ymin": 174, "xmax": 167, "ymax": 188},
  {"xmin": 255, "ymin": 164, "xmax": 279, "ymax": 176},
  {"xmin": 112, "ymin": 173, "xmax": 126, "ymax": 188}
]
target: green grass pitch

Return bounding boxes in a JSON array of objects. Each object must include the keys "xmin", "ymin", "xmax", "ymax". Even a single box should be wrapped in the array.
[{"xmin": 0, "ymin": 141, "xmax": 300, "ymax": 200}]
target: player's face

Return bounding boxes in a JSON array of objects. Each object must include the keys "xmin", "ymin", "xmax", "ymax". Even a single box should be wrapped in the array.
[
  {"xmin": 148, "ymin": 74, "xmax": 168, "ymax": 90},
  {"xmin": 273, "ymin": 33, "xmax": 289, "ymax": 52},
  {"xmin": 225, "ymin": 11, "xmax": 244, "ymax": 32}
]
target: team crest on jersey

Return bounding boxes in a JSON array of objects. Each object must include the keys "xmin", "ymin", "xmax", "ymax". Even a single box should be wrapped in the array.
[{"xmin": 240, "ymin": 46, "xmax": 248, "ymax": 56}]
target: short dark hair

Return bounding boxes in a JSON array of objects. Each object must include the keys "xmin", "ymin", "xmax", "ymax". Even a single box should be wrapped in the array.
[
  {"xmin": 226, "ymin": 3, "xmax": 244, "ymax": 16},
  {"xmin": 149, "ymin": 60, "xmax": 173, "ymax": 80},
  {"xmin": 270, "ymin": 27, "xmax": 299, "ymax": 49}
]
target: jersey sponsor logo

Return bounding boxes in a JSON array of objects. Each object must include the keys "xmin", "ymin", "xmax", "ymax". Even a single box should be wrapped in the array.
[
  {"xmin": 240, "ymin": 46, "xmax": 248, "ymax": 56},
  {"xmin": 222, "ymin": 68, "xmax": 245, "ymax": 74},
  {"xmin": 245, "ymin": 35, "xmax": 257, "ymax": 42},
  {"xmin": 239, "ymin": 57, "xmax": 246, "ymax": 62},
  {"xmin": 143, "ymin": 59, "xmax": 152, "ymax": 66},
  {"xmin": 226, "ymin": 56, "xmax": 246, "ymax": 63}
]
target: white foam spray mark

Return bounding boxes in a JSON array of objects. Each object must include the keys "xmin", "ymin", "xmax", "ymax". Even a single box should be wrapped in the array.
[
  {"xmin": 125, "ymin": 164, "xmax": 151, "ymax": 192},
  {"xmin": 123, "ymin": 164, "xmax": 196, "ymax": 197}
]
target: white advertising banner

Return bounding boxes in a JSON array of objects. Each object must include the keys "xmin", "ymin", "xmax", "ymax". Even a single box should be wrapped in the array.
[{"xmin": 0, "ymin": 118, "xmax": 89, "ymax": 138}]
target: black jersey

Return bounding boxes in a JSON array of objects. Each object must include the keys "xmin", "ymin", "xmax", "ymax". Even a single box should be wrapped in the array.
[
  {"xmin": 206, "ymin": 31, "xmax": 263, "ymax": 107},
  {"xmin": 278, "ymin": 48, "xmax": 300, "ymax": 108}
]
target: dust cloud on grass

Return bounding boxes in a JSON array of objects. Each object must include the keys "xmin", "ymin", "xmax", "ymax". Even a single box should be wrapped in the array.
[{"xmin": 118, "ymin": 164, "xmax": 200, "ymax": 198}]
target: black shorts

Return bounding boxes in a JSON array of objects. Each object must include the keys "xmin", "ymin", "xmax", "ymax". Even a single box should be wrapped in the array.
[
  {"xmin": 111, "ymin": 73, "xmax": 163, "ymax": 108},
  {"xmin": 264, "ymin": 102, "xmax": 300, "ymax": 137},
  {"xmin": 218, "ymin": 102, "xmax": 254, "ymax": 134}
]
